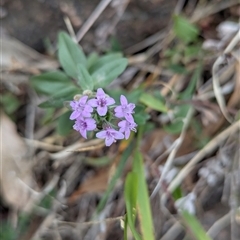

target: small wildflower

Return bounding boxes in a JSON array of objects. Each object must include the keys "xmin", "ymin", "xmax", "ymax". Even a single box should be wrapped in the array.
[
  {"xmin": 73, "ymin": 117, "xmax": 96, "ymax": 139},
  {"xmin": 114, "ymin": 95, "xmax": 135, "ymax": 123},
  {"xmin": 88, "ymin": 88, "xmax": 115, "ymax": 116},
  {"xmin": 118, "ymin": 120, "xmax": 137, "ymax": 139},
  {"xmin": 96, "ymin": 127, "xmax": 124, "ymax": 146},
  {"xmin": 70, "ymin": 95, "xmax": 93, "ymax": 120},
  {"xmin": 69, "ymin": 88, "xmax": 137, "ymax": 146}
]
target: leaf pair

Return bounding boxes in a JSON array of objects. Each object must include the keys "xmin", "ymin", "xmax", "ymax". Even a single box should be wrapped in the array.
[
  {"xmin": 30, "ymin": 32, "xmax": 129, "ymax": 136},
  {"xmin": 173, "ymin": 15, "xmax": 199, "ymax": 43},
  {"xmin": 58, "ymin": 32, "xmax": 128, "ymax": 90}
]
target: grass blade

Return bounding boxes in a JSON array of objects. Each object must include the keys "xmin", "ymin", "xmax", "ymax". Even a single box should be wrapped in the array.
[
  {"xmin": 124, "ymin": 172, "xmax": 141, "ymax": 240},
  {"xmin": 133, "ymin": 151, "xmax": 155, "ymax": 240},
  {"xmin": 181, "ymin": 210, "xmax": 212, "ymax": 240}
]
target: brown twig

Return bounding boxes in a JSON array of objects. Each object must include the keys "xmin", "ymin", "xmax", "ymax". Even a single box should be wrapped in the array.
[{"xmin": 76, "ymin": 0, "xmax": 112, "ymax": 42}]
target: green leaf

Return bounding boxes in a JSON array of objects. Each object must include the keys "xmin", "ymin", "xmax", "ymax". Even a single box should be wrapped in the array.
[
  {"xmin": 1, "ymin": 93, "xmax": 20, "ymax": 114},
  {"xmin": 84, "ymin": 156, "xmax": 111, "ymax": 167},
  {"xmin": 144, "ymin": 122, "xmax": 155, "ymax": 133},
  {"xmin": 124, "ymin": 173, "xmax": 142, "ymax": 240},
  {"xmin": 86, "ymin": 52, "xmax": 99, "ymax": 70},
  {"xmin": 39, "ymin": 189, "xmax": 56, "ymax": 209},
  {"xmin": 134, "ymin": 105, "xmax": 150, "ymax": 125},
  {"xmin": 173, "ymin": 15, "xmax": 199, "ymax": 43},
  {"xmin": 139, "ymin": 93, "xmax": 167, "ymax": 112},
  {"xmin": 134, "ymin": 113, "xmax": 150, "ymax": 126},
  {"xmin": 133, "ymin": 151, "xmax": 155, "ymax": 240},
  {"xmin": 134, "ymin": 105, "xmax": 150, "ymax": 126},
  {"xmin": 164, "ymin": 48, "xmax": 177, "ymax": 57},
  {"xmin": 124, "ymin": 215, "xmax": 128, "ymax": 240},
  {"xmin": 58, "ymin": 31, "xmax": 87, "ymax": 79},
  {"xmin": 0, "ymin": 222, "xmax": 16, "ymax": 240},
  {"xmin": 163, "ymin": 104, "xmax": 190, "ymax": 134},
  {"xmin": 76, "ymin": 64, "xmax": 94, "ymax": 90},
  {"xmin": 184, "ymin": 45, "xmax": 201, "ymax": 58},
  {"xmin": 41, "ymin": 108, "xmax": 55, "ymax": 125},
  {"xmin": 163, "ymin": 120, "xmax": 184, "ymax": 134},
  {"xmin": 31, "ymin": 71, "xmax": 73, "ymax": 95},
  {"xmin": 181, "ymin": 211, "xmax": 212, "ymax": 240},
  {"xmin": 39, "ymin": 87, "xmax": 79, "ymax": 108},
  {"xmin": 128, "ymin": 89, "xmax": 144, "ymax": 104},
  {"xmin": 16, "ymin": 213, "xmax": 32, "ymax": 238},
  {"xmin": 110, "ymin": 36, "xmax": 122, "ymax": 52},
  {"xmin": 92, "ymin": 58, "xmax": 128, "ymax": 89},
  {"xmin": 172, "ymin": 186, "xmax": 183, "ymax": 200},
  {"xmin": 180, "ymin": 63, "xmax": 202, "ymax": 100},
  {"xmin": 89, "ymin": 53, "xmax": 123, "ymax": 74},
  {"xmin": 57, "ymin": 111, "xmax": 73, "ymax": 136},
  {"xmin": 169, "ymin": 64, "xmax": 188, "ymax": 74}
]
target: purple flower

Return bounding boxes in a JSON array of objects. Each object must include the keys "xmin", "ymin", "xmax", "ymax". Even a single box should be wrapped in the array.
[
  {"xmin": 70, "ymin": 96, "xmax": 93, "ymax": 120},
  {"xmin": 88, "ymin": 88, "xmax": 115, "ymax": 116},
  {"xmin": 118, "ymin": 120, "xmax": 137, "ymax": 139},
  {"xmin": 96, "ymin": 127, "xmax": 124, "ymax": 146},
  {"xmin": 114, "ymin": 95, "xmax": 135, "ymax": 123},
  {"xmin": 73, "ymin": 117, "xmax": 96, "ymax": 139}
]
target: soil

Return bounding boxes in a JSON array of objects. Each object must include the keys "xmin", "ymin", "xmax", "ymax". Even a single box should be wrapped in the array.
[
  {"xmin": 1, "ymin": 0, "xmax": 177, "ymax": 52},
  {"xmin": 1, "ymin": 1, "xmax": 237, "ymax": 239}
]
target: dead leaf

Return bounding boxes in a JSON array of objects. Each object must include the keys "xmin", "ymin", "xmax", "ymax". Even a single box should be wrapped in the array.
[
  {"xmin": 1, "ymin": 36, "xmax": 58, "ymax": 73},
  {"xmin": 68, "ymin": 170, "xmax": 109, "ymax": 204},
  {"xmin": 205, "ymin": 61, "xmax": 240, "ymax": 135},
  {"xmin": 0, "ymin": 111, "xmax": 37, "ymax": 210},
  {"xmin": 67, "ymin": 145, "xmax": 128, "ymax": 204}
]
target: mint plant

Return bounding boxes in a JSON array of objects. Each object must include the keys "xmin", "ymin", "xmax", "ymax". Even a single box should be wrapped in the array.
[{"xmin": 31, "ymin": 31, "xmax": 142, "ymax": 144}]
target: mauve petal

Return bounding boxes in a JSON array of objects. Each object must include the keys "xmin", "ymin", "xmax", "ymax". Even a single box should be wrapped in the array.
[
  {"xmin": 84, "ymin": 105, "xmax": 93, "ymax": 112},
  {"xmin": 86, "ymin": 119, "xmax": 96, "ymax": 130},
  {"xmin": 106, "ymin": 97, "xmax": 115, "ymax": 105},
  {"xmin": 70, "ymin": 111, "xmax": 80, "ymax": 120},
  {"xmin": 130, "ymin": 123, "xmax": 137, "ymax": 132},
  {"xmin": 73, "ymin": 123, "xmax": 78, "ymax": 131},
  {"xmin": 97, "ymin": 106, "xmax": 107, "ymax": 116},
  {"xmin": 114, "ymin": 107, "xmax": 124, "ymax": 118},
  {"xmin": 114, "ymin": 106, "xmax": 122, "ymax": 113},
  {"xmin": 88, "ymin": 124, "xmax": 96, "ymax": 131},
  {"xmin": 70, "ymin": 101, "xmax": 76, "ymax": 109},
  {"xmin": 79, "ymin": 95, "xmax": 88, "ymax": 105},
  {"xmin": 82, "ymin": 111, "xmax": 91, "ymax": 118},
  {"xmin": 96, "ymin": 131, "xmax": 107, "ymax": 139},
  {"xmin": 120, "ymin": 95, "xmax": 128, "ymax": 105},
  {"xmin": 97, "ymin": 88, "xmax": 105, "ymax": 96},
  {"xmin": 128, "ymin": 103, "xmax": 135, "ymax": 111},
  {"xmin": 105, "ymin": 137, "xmax": 114, "ymax": 146},
  {"xmin": 125, "ymin": 129, "xmax": 131, "ymax": 140},
  {"xmin": 125, "ymin": 114, "xmax": 134, "ymax": 123},
  {"xmin": 80, "ymin": 128, "xmax": 87, "ymax": 139},
  {"xmin": 86, "ymin": 118, "xmax": 95, "ymax": 124},
  {"xmin": 115, "ymin": 112, "xmax": 124, "ymax": 119},
  {"xmin": 118, "ymin": 120, "xmax": 127, "ymax": 129},
  {"xmin": 118, "ymin": 127, "xmax": 124, "ymax": 133},
  {"xmin": 88, "ymin": 99, "xmax": 98, "ymax": 107},
  {"xmin": 112, "ymin": 130, "xmax": 124, "ymax": 139}
]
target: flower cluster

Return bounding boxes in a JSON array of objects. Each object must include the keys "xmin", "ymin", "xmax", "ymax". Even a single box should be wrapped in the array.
[{"xmin": 69, "ymin": 88, "xmax": 137, "ymax": 146}]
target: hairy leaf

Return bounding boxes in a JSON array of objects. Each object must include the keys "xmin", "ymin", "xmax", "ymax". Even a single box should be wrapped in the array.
[{"xmin": 58, "ymin": 31, "xmax": 87, "ymax": 79}]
